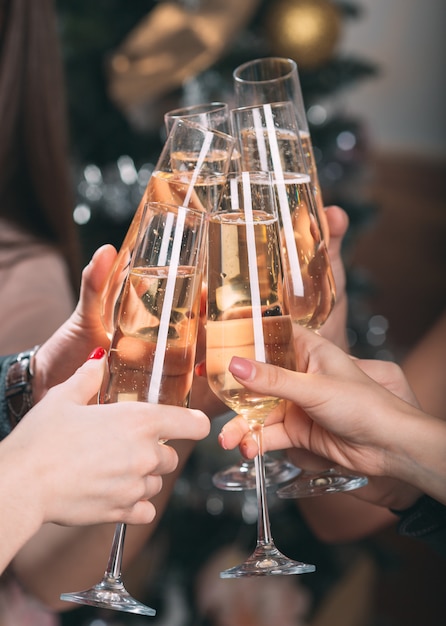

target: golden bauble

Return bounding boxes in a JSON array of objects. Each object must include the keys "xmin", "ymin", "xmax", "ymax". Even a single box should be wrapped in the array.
[{"xmin": 265, "ymin": 0, "xmax": 342, "ymax": 69}]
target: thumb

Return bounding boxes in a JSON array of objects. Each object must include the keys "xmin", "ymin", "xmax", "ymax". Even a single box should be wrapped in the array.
[
  {"xmin": 74, "ymin": 245, "xmax": 117, "ymax": 345},
  {"xmin": 81, "ymin": 244, "xmax": 117, "ymax": 296},
  {"xmin": 53, "ymin": 347, "xmax": 107, "ymax": 405},
  {"xmin": 76, "ymin": 245, "xmax": 117, "ymax": 326},
  {"xmin": 325, "ymin": 205, "xmax": 349, "ymax": 242}
]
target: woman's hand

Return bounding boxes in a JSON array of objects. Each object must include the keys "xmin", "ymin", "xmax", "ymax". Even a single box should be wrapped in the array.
[
  {"xmin": 32, "ymin": 244, "xmax": 116, "ymax": 402},
  {"xmin": 218, "ymin": 326, "xmax": 444, "ymax": 509},
  {"xmin": 0, "ymin": 350, "xmax": 210, "ymax": 574}
]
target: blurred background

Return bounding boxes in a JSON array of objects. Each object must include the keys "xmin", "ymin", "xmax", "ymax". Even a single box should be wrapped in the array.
[{"xmin": 53, "ymin": 1, "xmax": 445, "ymax": 624}]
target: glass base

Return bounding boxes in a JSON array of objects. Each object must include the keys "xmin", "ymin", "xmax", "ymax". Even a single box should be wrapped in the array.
[
  {"xmin": 220, "ymin": 543, "xmax": 315, "ymax": 578},
  {"xmin": 277, "ymin": 468, "xmax": 368, "ymax": 499},
  {"xmin": 60, "ymin": 578, "xmax": 156, "ymax": 616},
  {"xmin": 213, "ymin": 454, "xmax": 301, "ymax": 491}
]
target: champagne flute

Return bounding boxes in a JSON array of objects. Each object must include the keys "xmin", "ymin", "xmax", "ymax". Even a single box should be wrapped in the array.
[
  {"xmin": 232, "ymin": 101, "xmax": 335, "ymax": 329},
  {"xmin": 164, "ymin": 101, "xmax": 230, "ymax": 135},
  {"xmin": 206, "ymin": 170, "xmax": 315, "ymax": 577},
  {"xmin": 100, "ymin": 118, "xmax": 235, "ymax": 337},
  {"xmin": 232, "ymin": 101, "xmax": 368, "ymax": 497},
  {"xmin": 233, "ymin": 56, "xmax": 328, "ymax": 241},
  {"xmin": 60, "ymin": 201, "xmax": 207, "ymax": 614},
  {"xmin": 163, "ymin": 105, "xmax": 299, "ymax": 491},
  {"xmin": 165, "ymin": 101, "xmax": 242, "ymax": 174},
  {"xmin": 217, "ymin": 56, "xmax": 329, "ymax": 492}
]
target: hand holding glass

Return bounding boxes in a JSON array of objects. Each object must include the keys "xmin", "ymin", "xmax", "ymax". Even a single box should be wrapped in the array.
[
  {"xmin": 164, "ymin": 101, "xmax": 230, "ymax": 135},
  {"xmin": 233, "ymin": 101, "xmax": 367, "ymax": 497},
  {"xmin": 60, "ymin": 201, "xmax": 207, "ymax": 615}
]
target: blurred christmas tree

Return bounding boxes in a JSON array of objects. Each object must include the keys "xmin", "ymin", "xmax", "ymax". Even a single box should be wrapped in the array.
[{"xmin": 57, "ymin": 2, "xmax": 384, "ymax": 625}]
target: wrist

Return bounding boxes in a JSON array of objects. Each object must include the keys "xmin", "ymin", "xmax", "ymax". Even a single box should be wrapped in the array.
[
  {"xmin": 385, "ymin": 410, "xmax": 446, "ymax": 503},
  {"xmin": 390, "ymin": 495, "xmax": 446, "ymax": 538},
  {"xmin": 31, "ymin": 340, "xmax": 55, "ymax": 403},
  {"xmin": 5, "ymin": 346, "xmax": 40, "ymax": 429},
  {"xmin": 383, "ymin": 484, "xmax": 423, "ymax": 511},
  {"xmin": 0, "ymin": 434, "xmax": 44, "ymax": 553},
  {"xmin": 32, "ymin": 349, "xmax": 47, "ymax": 403}
]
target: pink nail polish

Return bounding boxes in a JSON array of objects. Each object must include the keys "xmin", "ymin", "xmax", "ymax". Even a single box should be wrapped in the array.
[{"xmin": 229, "ymin": 356, "xmax": 254, "ymax": 381}]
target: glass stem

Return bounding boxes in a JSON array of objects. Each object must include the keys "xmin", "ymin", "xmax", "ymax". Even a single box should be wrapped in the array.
[
  {"xmin": 104, "ymin": 522, "xmax": 126, "ymax": 582},
  {"xmin": 252, "ymin": 425, "xmax": 273, "ymax": 546}
]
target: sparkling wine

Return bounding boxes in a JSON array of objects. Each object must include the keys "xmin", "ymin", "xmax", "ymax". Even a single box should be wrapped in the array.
[
  {"xmin": 227, "ymin": 133, "xmax": 335, "ymax": 329},
  {"xmin": 101, "ymin": 162, "xmax": 226, "ymax": 336},
  {"xmin": 101, "ymin": 265, "xmax": 201, "ymax": 407},
  {"xmin": 299, "ymin": 130, "xmax": 324, "ymax": 216},
  {"xmin": 206, "ymin": 211, "xmax": 295, "ymax": 423},
  {"xmin": 240, "ymin": 125, "xmax": 323, "ymax": 209},
  {"xmin": 273, "ymin": 173, "xmax": 335, "ymax": 329},
  {"xmin": 206, "ymin": 315, "xmax": 294, "ymax": 420}
]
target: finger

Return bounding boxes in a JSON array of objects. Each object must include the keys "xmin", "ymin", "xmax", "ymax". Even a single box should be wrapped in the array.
[
  {"xmin": 144, "ymin": 474, "xmax": 163, "ymax": 498},
  {"xmin": 325, "ymin": 206, "xmax": 348, "ymax": 293},
  {"xmin": 325, "ymin": 205, "xmax": 349, "ymax": 241},
  {"xmin": 121, "ymin": 499, "xmax": 157, "ymax": 525},
  {"xmin": 291, "ymin": 323, "xmax": 357, "ymax": 375},
  {"xmin": 227, "ymin": 349, "xmax": 352, "ymax": 412},
  {"xmin": 148, "ymin": 442, "xmax": 180, "ymax": 476},
  {"xmin": 50, "ymin": 349, "xmax": 106, "ymax": 404},
  {"xmin": 154, "ymin": 407, "xmax": 210, "ymax": 443},
  {"xmin": 81, "ymin": 244, "xmax": 118, "ymax": 295},
  {"xmin": 218, "ymin": 414, "xmax": 250, "ymax": 449},
  {"xmin": 195, "ymin": 360, "xmax": 207, "ymax": 377},
  {"xmin": 75, "ymin": 245, "xmax": 117, "ymax": 337},
  {"xmin": 239, "ymin": 432, "xmax": 258, "ymax": 459}
]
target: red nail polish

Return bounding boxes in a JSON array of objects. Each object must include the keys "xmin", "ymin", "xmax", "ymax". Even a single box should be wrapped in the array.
[
  {"xmin": 88, "ymin": 347, "xmax": 106, "ymax": 360},
  {"xmin": 195, "ymin": 361, "xmax": 206, "ymax": 377}
]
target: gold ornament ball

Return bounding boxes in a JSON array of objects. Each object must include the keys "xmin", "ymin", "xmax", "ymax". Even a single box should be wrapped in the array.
[{"xmin": 265, "ymin": 0, "xmax": 342, "ymax": 69}]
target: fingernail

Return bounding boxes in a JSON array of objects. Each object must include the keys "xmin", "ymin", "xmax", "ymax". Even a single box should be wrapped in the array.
[
  {"xmin": 195, "ymin": 361, "xmax": 206, "ymax": 377},
  {"xmin": 240, "ymin": 441, "xmax": 250, "ymax": 458},
  {"xmin": 88, "ymin": 347, "xmax": 106, "ymax": 360},
  {"xmin": 229, "ymin": 357, "xmax": 255, "ymax": 381},
  {"xmin": 218, "ymin": 430, "xmax": 228, "ymax": 450}
]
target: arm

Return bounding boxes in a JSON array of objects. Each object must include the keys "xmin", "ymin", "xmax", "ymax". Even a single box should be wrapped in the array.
[
  {"xmin": 6, "ymin": 245, "xmax": 212, "ymax": 607},
  {"xmin": 292, "ymin": 205, "xmax": 413, "ymax": 539},
  {"xmin": 11, "ymin": 439, "xmax": 199, "ymax": 610},
  {"xmin": 0, "ymin": 353, "xmax": 209, "ymax": 576},
  {"xmin": 31, "ymin": 244, "xmax": 117, "ymax": 402},
  {"xmin": 402, "ymin": 309, "xmax": 446, "ymax": 420}
]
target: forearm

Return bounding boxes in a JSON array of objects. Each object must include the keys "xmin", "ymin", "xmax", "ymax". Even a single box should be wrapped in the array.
[
  {"xmin": 401, "ymin": 310, "xmax": 446, "ymax": 420},
  {"xmin": 298, "ymin": 492, "xmax": 397, "ymax": 543},
  {"xmin": 0, "ymin": 443, "xmax": 43, "ymax": 573},
  {"xmin": 386, "ymin": 412, "xmax": 446, "ymax": 505}
]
